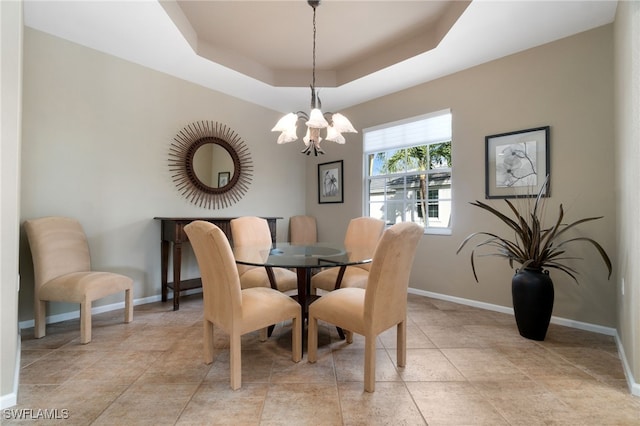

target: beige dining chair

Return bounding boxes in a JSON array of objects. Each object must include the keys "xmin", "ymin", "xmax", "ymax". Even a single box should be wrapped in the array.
[
  {"xmin": 24, "ymin": 216, "xmax": 133, "ymax": 344},
  {"xmin": 310, "ymin": 216, "xmax": 385, "ymax": 294},
  {"xmin": 307, "ymin": 221, "xmax": 423, "ymax": 392},
  {"xmin": 230, "ymin": 216, "xmax": 297, "ymax": 292},
  {"xmin": 289, "ymin": 215, "xmax": 317, "ymax": 245},
  {"xmin": 184, "ymin": 221, "xmax": 302, "ymax": 390}
]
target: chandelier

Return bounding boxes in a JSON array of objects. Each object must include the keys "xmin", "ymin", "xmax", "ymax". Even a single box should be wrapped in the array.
[{"xmin": 271, "ymin": 0, "xmax": 357, "ymax": 156}]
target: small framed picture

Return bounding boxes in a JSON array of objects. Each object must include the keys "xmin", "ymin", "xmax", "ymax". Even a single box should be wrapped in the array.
[
  {"xmin": 318, "ymin": 160, "xmax": 344, "ymax": 204},
  {"xmin": 485, "ymin": 126, "xmax": 550, "ymax": 199},
  {"xmin": 217, "ymin": 171, "xmax": 230, "ymax": 187}
]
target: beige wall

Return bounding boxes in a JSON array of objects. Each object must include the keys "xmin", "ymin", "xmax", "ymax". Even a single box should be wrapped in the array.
[
  {"xmin": 18, "ymin": 28, "xmax": 309, "ymax": 322},
  {"xmin": 614, "ymin": 0, "xmax": 640, "ymax": 391},
  {"xmin": 309, "ymin": 25, "xmax": 617, "ymax": 327},
  {"xmin": 1, "ymin": 0, "xmax": 22, "ymax": 408}
]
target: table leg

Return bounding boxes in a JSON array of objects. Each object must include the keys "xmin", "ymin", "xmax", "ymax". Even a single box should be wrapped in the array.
[
  {"xmin": 264, "ymin": 266, "xmax": 278, "ymax": 290},
  {"xmin": 161, "ymin": 240, "xmax": 169, "ymax": 302},
  {"xmin": 334, "ymin": 266, "xmax": 347, "ymax": 290},
  {"xmin": 296, "ymin": 267, "xmax": 310, "ymax": 319},
  {"xmin": 334, "ymin": 265, "xmax": 347, "ymax": 340},
  {"xmin": 172, "ymin": 241, "xmax": 182, "ymax": 311},
  {"xmin": 296, "ymin": 267, "xmax": 311, "ymax": 354}
]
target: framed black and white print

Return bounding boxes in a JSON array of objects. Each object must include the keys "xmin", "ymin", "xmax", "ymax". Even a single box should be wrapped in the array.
[
  {"xmin": 485, "ymin": 126, "xmax": 550, "ymax": 199},
  {"xmin": 318, "ymin": 160, "xmax": 344, "ymax": 204},
  {"xmin": 217, "ymin": 171, "xmax": 230, "ymax": 187}
]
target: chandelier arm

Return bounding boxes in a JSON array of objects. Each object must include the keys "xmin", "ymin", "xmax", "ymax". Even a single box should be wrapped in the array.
[{"xmin": 295, "ymin": 111, "xmax": 309, "ymax": 120}]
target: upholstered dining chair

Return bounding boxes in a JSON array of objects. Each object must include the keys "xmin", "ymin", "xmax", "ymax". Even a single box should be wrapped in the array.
[
  {"xmin": 230, "ymin": 216, "xmax": 297, "ymax": 292},
  {"xmin": 307, "ymin": 221, "xmax": 423, "ymax": 392},
  {"xmin": 289, "ymin": 215, "xmax": 317, "ymax": 245},
  {"xmin": 310, "ymin": 216, "xmax": 385, "ymax": 294},
  {"xmin": 24, "ymin": 216, "xmax": 133, "ymax": 344},
  {"xmin": 184, "ymin": 221, "xmax": 302, "ymax": 390}
]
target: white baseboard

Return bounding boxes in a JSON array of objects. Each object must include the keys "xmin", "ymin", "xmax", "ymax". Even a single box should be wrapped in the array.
[
  {"xmin": 17, "ymin": 288, "xmax": 202, "ymax": 330},
  {"xmin": 408, "ymin": 287, "xmax": 617, "ymax": 335},
  {"xmin": 615, "ymin": 332, "xmax": 640, "ymax": 397},
  {"xmin": 408, "ymin": 287, "xmax": 638, "ymax": 396},
  {"xmin": 0, "ymin": 332, "xmax": 21, "ymax": 410},
  {"xmin": 0, "ymin": 393, "xmax": 17, "ymax": 411}
]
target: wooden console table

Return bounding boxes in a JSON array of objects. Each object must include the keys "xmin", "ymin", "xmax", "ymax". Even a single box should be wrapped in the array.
[{"xmin": 154, "ymin": 217, "xmax": 281, "ymax": 310}]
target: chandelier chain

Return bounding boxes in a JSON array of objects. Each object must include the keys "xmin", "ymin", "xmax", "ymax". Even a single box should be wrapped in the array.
[{"xmin": 312, "ymin": 5, "xmax": 317, "ymax": 90}]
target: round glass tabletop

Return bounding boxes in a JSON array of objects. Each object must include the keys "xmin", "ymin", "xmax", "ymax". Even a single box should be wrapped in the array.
[{"xmin": 232, "ymin": 242, "xmax": 372, "ymax": 269}]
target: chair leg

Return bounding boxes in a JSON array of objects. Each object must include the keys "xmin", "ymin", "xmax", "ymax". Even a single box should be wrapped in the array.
[
  {"xmin": 345, "ymin": 330, "xmax": 354, "ymax": 344},
  {"xmin": 291, "ymin": 316, "xmax": 302, "ymax": 363},
  {"xmin": 364, "ymin": 335, "xmax": 376, "ymax": 392},
  {"xmin": 34, "ymin": 299, "xmax": 46, "ymax": 339},
  {"xmin": 229, "ymin": 332, "xmax": 242, "ymax": 390},
  {"xmin": 397, "ymin": 320, "xmax": 406, "ymax": 367},
  {"xmin": 124, "ymin": 287, "xmax": 133, "ymax": 323},
  {"xmin": 80, "ymin": 300, "xmax": 91, "ymax": 344},
  {"xmin": 203, "ymin": 319, "xmax": 215, "ymax": 364},
  {"xmin": 307, "ymin": 315, "xmax": 318, "ymax": 363}
]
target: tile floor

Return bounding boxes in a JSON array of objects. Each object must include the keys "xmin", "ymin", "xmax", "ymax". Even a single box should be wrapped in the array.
[{"xmin": 9, "ymin": 294, "xmax": 640, "ymax": 425}]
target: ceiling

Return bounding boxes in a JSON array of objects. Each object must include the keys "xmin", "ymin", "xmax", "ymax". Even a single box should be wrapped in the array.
[
  {"xmin": 167, "ymin": 0, "xmax": 471, "ymax": 88},
  {"xmin": 23, "ymin": 1, "xmax": 617, "ymax": 113}
]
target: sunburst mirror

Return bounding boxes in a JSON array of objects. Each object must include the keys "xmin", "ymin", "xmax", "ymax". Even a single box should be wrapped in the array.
[{"xmin": 169, "ymin": 121, "xmax": 253, "ymax": 209}]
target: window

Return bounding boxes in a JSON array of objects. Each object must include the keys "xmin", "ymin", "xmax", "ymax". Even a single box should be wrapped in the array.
[
  {"xmin": 427, "ymin": 189, "xmax": 439, "ymax": 218},
  {"xmin": 363, "ymin": 109, "xmax": 452, "ymax": 234}
]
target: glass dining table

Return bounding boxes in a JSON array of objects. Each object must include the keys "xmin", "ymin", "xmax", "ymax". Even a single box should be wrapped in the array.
[{"xmin": 232, "ymin": 242, "xmax": 372, "ymax": 321}]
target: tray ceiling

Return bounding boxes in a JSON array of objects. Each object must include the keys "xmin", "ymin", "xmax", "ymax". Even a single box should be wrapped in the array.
[{"xmin": 23, "ymin": 1, "xmax": 617, "ymax": 112}]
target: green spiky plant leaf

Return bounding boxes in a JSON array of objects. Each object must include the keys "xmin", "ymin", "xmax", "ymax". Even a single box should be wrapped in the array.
[{"xmin": 456, "ymin": 176, "xmax": 612, "ymax": 284}]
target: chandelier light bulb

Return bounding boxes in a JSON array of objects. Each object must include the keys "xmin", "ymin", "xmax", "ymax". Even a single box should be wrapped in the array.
[{"xmin": 306, "ymin": 108, "xmax": 329, "ymax": 129}]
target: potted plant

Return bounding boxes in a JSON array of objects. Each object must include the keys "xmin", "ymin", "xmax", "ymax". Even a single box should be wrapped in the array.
[{"xmin": 456, "ymin": 177, "xmax": 612, "ymax": 340}]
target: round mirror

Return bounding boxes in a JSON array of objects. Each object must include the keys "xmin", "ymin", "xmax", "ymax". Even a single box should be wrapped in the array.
[
  {"xmin": 192, "ymin": 142, "xmax": 235, "ymax": 189},
  {"xmin": 169, "ymin": 121, "xmax": 253, "ymax": 209}
]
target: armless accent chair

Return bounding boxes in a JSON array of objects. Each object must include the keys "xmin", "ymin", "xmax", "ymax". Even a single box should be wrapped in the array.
[
  {"xmin": 24, "ymin": 216, "xmax": 133, "ymax": 344},
  {"xmin": 310, "ymin": 217, "xmax": 385, "ymax": 294},
  {"xmin": 230, "ymin": 216, "xmax": 297, "ymax": 292},
  {"xmin": 289, "ymin": 215, "xmax": 317, "ymax": 245},
  {"xmin": 307, "ymin": 222, "xmax": 423, "ymax": 392},
  {"xmin": 184, "ymin": 221, "xmax": 302, "ymax": 390}
]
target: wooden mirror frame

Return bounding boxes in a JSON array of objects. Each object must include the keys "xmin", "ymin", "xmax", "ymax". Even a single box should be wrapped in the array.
[{"xmin": 169, "ymin": 121, "xmax": 253, "ymax": 209}]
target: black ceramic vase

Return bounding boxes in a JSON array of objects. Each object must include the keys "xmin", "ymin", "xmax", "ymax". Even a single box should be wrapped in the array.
[{"xmin": 511, "ymin": 268, "xmax": 554, "ymax": 341}]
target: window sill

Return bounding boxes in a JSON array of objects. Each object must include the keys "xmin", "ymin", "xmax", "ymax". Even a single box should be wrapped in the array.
[{"xmin": 424, "ymin": 228, "xmax": 452, "ymax": 236}]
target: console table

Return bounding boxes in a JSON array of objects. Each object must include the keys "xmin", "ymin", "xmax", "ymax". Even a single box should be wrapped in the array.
[{"xmin": 154, "ymin": 217, "xmax": 281, "ymax": 310}]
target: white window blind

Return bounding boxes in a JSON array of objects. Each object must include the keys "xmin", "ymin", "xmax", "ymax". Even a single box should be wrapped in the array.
[{"xmin": 363, "ymin": 109, "xmax": 452, "ymax": 152}]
